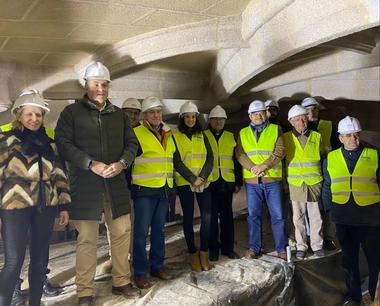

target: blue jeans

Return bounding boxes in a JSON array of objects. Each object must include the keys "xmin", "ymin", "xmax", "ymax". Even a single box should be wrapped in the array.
[
  {"xmin": 245, "ymin": 181, "xmax": 286, "ymax": 254},
  {"xmin": 132, "ymin": 196, "xmax": 169, "ymax": 276}
]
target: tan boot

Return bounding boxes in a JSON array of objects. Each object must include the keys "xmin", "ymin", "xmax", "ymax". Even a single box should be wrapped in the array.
[
  {"xmin": 189, "ymin": 252, "xmax": 202, "ymax": 272},
  {"xmin": 199, "ymin": 251, "xmax": 210, "ymax": 271},
  {"xmin": 101, "ymin": 258, "xmax": 112, "ymax": 274}
]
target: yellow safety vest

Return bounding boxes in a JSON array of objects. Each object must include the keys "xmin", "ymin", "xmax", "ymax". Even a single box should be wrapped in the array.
[
  {"xmin": 317, "ymin": 120, "xmax": 333, "ymax": 153},
  {"xmin": 173, "ymin": 131, "xmax": 210, "ymax": 186},
  {"xmin": 132, "ymin": 125, "xmax": 176, "ymax": 188},
  {"xmin": 239, "ymin": 124, "xmax": 282, "ymax": 179},
  {"xmin": 327, "ymin": 148, "xmax": 380, "ymax": 206},
  {"xmin": 204, "ymin": 129, "xmax": 235, "ymax": 183},
  {"xmin": 0, "ymin": 122, "xmax": 55, "ymax": 139},
  {"xmin": 283, "ymin": 130, "xmax": 322, "ymax": 186}
]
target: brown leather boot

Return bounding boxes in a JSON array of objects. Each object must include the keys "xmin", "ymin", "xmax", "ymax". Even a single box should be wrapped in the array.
[
  {"xmin": 199, "ymin": 251, "xmax": 210, "ymax": 271},
  {"xmin": 112, "ymin": 283, "xmax": 141, "ymax": 299},
  {"xmin": 189, "ymin": 252, "xmax": 202, "ymax": 272}
]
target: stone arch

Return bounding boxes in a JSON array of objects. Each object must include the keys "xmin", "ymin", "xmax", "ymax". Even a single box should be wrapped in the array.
[{"xmin": 213, "ymin": 0, "xmax": 380, "ymax": 100}]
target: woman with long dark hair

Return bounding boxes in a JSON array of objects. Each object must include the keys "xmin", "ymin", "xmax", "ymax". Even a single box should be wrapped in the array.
[
  {"xmin": 0, "ymin": 90, "xmax": 70, "ymax": 306},
  {"xmin": 173, "ymin": 101, "xmax": 213, "ymax": 272}
]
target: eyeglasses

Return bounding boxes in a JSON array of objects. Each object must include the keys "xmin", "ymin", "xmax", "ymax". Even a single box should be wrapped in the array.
[
  {"xmin": 266, "ymin": 107, "xmax": 278, "ymax": 113},
  {"xmin": 124, "ymin": 110, "xmax": 140, "ymax": 117},
  {"xmin": 342, "ymin": 133, "xmax": 360, "ymax": 139}
]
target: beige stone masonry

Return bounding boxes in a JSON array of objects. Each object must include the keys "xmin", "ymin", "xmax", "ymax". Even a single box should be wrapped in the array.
[{"xmin": 214, "ymin": 0, "xmax": 380, "ymax": 100}]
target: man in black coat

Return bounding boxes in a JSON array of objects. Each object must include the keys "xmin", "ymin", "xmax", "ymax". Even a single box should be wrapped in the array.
[{"xmin": 55, "ymin": 62, "xmax": 140, "ymax": 306}]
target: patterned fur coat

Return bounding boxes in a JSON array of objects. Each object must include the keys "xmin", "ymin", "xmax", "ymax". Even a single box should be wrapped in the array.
[{"xmin": 0, "ymin": 127, "xmax": 71, "ymax": 212}]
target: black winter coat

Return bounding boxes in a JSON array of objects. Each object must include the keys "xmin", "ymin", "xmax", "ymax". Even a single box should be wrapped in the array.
[{"xmin": 55, "ymin": 95, "xmax": 138, "ymax": 221}]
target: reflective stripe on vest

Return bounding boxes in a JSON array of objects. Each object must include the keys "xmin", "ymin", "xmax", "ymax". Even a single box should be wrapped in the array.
[
  {"xmin": 327, "ymin": 148, "xmax": 380, "ymax": 206},
  {"xmin": 182, "ymin": 154, "xmax": 207, "ymax": 161},
  {"xmin": 204, "ymin": 129, "xmax": 236, "ymax": 183},
  {"xmin": 134, "ymin": 157, "xmax": 173, "ymax": 164},
  {"xmin": 318, "ymin": 120, "xmax": 333, "ymax": 153},
  {"xmin": 239, "ymin": 124, "xmax": 282, "ymax": 179},
  {"xmin": 173, "ymin": 131, "xmax": 210, "ymax": 186},
  {"xmin": 284, "ymin": 130, "xmax": 322, "ymax": 186},
  {"xmin": 132, "ymin": 125, "xmax": 175, "ymax": 188},
  {"xmin": 0, "ymin": 123, "xmax": 55, "ymax": 139}
]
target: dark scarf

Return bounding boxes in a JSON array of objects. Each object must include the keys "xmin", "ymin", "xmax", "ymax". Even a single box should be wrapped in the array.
[
  {"xmin": 13, "ymin": 126, "xmax": 55, "ymax": 213},
  {"xmin": 13, "ymin": 126, "xmax": 55, "ymax": 162},
  {"xmin": 250, "ymin": 119, "xmax": 269, "ymax": 141}
]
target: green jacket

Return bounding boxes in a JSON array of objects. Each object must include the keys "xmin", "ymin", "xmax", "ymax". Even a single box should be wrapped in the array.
[{"xmin": 55, "ymin": 95, "xmax": 138, "ymax": 221}]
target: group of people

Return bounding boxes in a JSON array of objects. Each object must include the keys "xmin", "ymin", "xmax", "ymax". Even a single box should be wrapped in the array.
[
  {"xmin": 0, "ymin": 61, "xmax": 378, "ymax": 306},
  {"xmin": 0, "ymin": 62, "xmax": 242, "ymax": 306},
  {"xmin": 238, "ymin": 99, "xmax": 379, "ymax": 306}
]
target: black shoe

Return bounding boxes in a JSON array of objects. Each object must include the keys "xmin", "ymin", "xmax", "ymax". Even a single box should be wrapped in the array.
[
  {"xmin": 43, "ymin": 277, "xmax": 59, "ymax": 297},
  {"xmin": 209, "ymin": 250, "xmax": 219, "ymax": 261},
  {"xmin": 221, "ymin": 250, "xmax": 239, "ymax": 259},
  {"xmin": 323, "ymin": 240, "xmax": 337, "ymax": 251},
  {"xmin": 11, "ymin": 289, "xmax": 25, "ymax": 306}
]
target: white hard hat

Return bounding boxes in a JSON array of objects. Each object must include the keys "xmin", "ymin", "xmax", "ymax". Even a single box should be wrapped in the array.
[
  {"xmin": 122, "ymin": 98, "xmax": 141, "ymax": 111},
  {"xmin": 301, "ymin": 97, "xmax": 319, "ymax": 108},
  {"xmin": 209, "ymin": 105, "xmax": 227, "ymax": 119},
  {"xmin": 83, "ymin": 62, "xmax": 111, "ymax": 82},
  {"xmin": 338, "ymin": 116, "xmax": 362, "ymax": 134},
  {"xmin": 179, "ymin": 101, "xmax": 199, "ymax": 118},
  {"xmin": 248, "ymin": 100, "xmax": 266, "ymax": 114},
  {"xmin": 141, "ymin": 96, "xmax": 163, "ymax": 113},
  {"xmin": 264, "ymin": 100, "xmax": 280, "ymax": 110},
  {"xmin": 20, "ymin": 88, "xmax": 43, "ymax": 99},
  {"xmin": 288, "ymin": 105, "xmax": 308, "ymax": 120},
  {"xmin": 11, "ymin": 90, "xmax": 50, "ymax": 117}
]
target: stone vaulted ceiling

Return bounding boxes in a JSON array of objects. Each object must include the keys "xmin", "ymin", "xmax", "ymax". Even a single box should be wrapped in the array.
[{"xmin": 0, "ymin": 0, "xmax": 379, "ymax": 123}]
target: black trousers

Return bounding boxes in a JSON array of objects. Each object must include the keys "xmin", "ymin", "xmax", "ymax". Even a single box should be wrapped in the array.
[
  {"xmin": 335, "ymin": 224, "xmax": 380, "ymax": 301},
  {"xmin": 209, "ymin": 192, "xmax": 234, "ymax": 254},
  {"xmin": 0, "ymin": 206, "xmax": 56, "ymax": 306},
  {"xmin": 177, "ymin": 185, "xmax": 212, "ymax": 253}
]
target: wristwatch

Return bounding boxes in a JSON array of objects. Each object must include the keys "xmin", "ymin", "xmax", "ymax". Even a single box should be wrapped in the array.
[{"xmin": 119, "ymin": 159, "xmax": 128, "ymax": 170}]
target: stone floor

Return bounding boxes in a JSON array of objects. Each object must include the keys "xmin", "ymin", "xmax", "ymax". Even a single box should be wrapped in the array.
[{"xmin": 5, "ymin": 208, "xmax": 344, "ymax": 306}]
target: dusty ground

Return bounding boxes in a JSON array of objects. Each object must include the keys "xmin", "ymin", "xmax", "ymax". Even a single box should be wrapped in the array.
[
  {"xmin": 1, "ymin": 188, "xmax": 345, "ymax": 305},
  {"xmin": 3, "ymin": 208, "xmax": 341, "ymax": 306}
]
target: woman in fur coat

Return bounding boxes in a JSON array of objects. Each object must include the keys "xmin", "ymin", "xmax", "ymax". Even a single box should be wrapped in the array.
[{"xmin": 0, "ymin": 90, "xmax": 70, "ymax": 306}]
